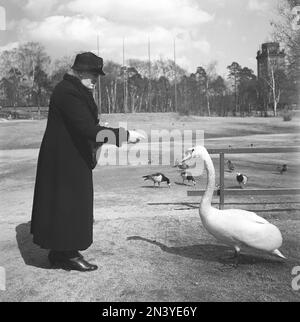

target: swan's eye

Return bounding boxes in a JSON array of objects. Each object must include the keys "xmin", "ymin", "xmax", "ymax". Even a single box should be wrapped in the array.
[{"xmin": 192, "ymin": 149, "xmax": 195, "ymax": 153}]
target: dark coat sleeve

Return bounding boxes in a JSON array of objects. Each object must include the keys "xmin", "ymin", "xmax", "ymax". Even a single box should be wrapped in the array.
[
  {"xmin": 55, "ymin": 88, "xmax": 101, "ymax": 141},
  {"xmin": 54, "ymin": 86, "xmax": 129, "ymax": 147}
]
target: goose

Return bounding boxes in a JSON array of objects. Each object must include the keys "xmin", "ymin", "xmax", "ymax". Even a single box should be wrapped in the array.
[
  {"xmin": 143, "ymin": 173, "xmax": 171, "ymax": 188},
  {"xmin": 236, "ymin": 173, "xmax": 248, "ymax": 189},
  {"xmin": 181, "ymin": 172, "xmax": 196, "ymax": 186},
  {"xmin": 227, "ymin": 160, "xmax": 235, "ymax": 172},
  {"xmin": 182, "ymin": 146, "xmax": 286, "ymax": 266}
]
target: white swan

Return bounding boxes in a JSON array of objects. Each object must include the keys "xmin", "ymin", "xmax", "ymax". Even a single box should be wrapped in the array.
[{"xmin": 182, "ymin": 146, "xmax": 286, "ymax": 266}]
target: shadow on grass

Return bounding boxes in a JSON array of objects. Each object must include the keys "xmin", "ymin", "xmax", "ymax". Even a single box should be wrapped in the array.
[
  {"xmin": 174, "ymin": 182, "xmax": 195, "ymax": 187},
  {"xmin": 141, "ymin": 186, "xmax": 170, "ymax": 189},
  {"xmin": 16, "ymin": 222, "xmax": 51, "ymax": 269},
  {"xmin": 173, "ymin": 202, "xmax": 199, "ymax": 210},
  {"xmin": 226, "ymin": 186, "xmax": 242, "ymax": 189},
  {"xmin": 127, "ymin": 236, "xmax": 285, "ymax": 266}
]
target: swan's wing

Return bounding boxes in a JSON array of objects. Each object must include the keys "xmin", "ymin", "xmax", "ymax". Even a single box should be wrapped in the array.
[
  {"xmin": 205, "ymin": 209, "xmax": 283, "ymax": 251},
  {"xmin": 221, "ymin": 209, "xmax": 269, "ymax": 224}
]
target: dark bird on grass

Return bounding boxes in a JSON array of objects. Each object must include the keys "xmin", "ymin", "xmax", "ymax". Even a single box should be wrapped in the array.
[
  {"xmin": 143, "ymin": 173, "xmax": 171, "ymax": 188},
  {"xmin": 236, "ymin": 173, "xmax": 248, "ymax": 189},
  {"xmin": 181, "ymin": 172, "xmax": 196, "ymax": 186},
  {"xmin": 227, "ymin": 160, "xmax": 235, "ymax": 172},
  {"xmin": 277, "ymin": 164, "xmax": 288, "ymax": 175}
]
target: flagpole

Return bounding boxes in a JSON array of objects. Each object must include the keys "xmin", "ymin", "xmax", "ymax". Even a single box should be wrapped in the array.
[
  {"xmin": 123, "ymin": 38, "xmax": 127, "ymax": 113},
  {"xmin": 174, "ymin": 38, "xmax": 178, "ymax": 113},
  {"xmin": 148, "ymin": 37, "xmax": 151, "ymax": 112},
  {"xmin": 97, "ymin": 34, "xmax": 102, "ymax": 115}
]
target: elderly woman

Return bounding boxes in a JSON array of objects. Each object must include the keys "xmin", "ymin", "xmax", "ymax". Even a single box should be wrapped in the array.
[{"xmin": 31, "ymin": 52, "xmax": 143, "ymax": 272}]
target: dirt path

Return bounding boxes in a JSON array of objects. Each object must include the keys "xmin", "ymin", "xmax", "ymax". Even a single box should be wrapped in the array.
[
  {"xmin": 1, "ymin": 116, "xmax": 300, "ymax": 302},
  {"xmin": 1, "ymin": 149, "xmax": 300, "ymax": 302}
]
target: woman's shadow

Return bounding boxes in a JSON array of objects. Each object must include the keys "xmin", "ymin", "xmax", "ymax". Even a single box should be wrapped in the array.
[{"xmin": 16, "ymin": 222, "xmax": 51, "ymax": 269}]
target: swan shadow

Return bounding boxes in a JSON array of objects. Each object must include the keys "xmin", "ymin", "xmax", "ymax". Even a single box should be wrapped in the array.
[
  {"xmin": 16, "ymin": 222, "xmax": 52, "ymax": 269},
  {"xmin": 127, "ymin": 236, "xmax": 285, "ymax": 266}
]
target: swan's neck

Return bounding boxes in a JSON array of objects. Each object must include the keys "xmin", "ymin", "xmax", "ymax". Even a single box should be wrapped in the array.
[{"xmin": 200, "ymin": 151, "xmax": 215, "ymax": 214}]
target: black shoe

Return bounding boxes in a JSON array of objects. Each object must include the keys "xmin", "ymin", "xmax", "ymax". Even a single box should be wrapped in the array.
[
  {"xmin": 60, "ymin": 257, "xmax": 98, "ymax": 272},
  {"xmin": 48, "ymin": 252, "xmax": 97, "ymax": 272}
]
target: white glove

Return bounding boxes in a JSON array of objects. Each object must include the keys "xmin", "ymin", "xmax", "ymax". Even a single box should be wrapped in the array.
[{"xmin": 128, "ymin": 130, "xmax": 146, "ymax": 144}]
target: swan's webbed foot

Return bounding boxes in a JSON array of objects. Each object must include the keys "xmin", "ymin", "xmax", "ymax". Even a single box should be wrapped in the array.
[
  {"xmin": 219, "ymin": 248, "xmax": 241, "ymax": 269},
  {"xmin": 233, "ymin": 248, "xmax": 241, "ymax": 268}
]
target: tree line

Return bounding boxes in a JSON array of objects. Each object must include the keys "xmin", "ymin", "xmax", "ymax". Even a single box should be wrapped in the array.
[{"xmin": 0, "ymin": 0, "xmax": 298, "ymax": 117}]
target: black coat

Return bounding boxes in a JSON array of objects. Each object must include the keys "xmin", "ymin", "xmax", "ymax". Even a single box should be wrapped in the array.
[{"xmin": 31, "ymin": 74, "xmax": 128, "ymax": 251}]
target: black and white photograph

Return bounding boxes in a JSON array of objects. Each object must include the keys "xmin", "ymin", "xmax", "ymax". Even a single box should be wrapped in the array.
[{"xmin": 0, "ymin": 0, "xmax": 300, "ymax": 306}]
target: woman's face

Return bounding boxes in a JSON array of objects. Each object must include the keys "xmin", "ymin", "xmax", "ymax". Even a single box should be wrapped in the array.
[
  {"xmin": 79, "ymin": 71, "xmax": 99, "ymax": 90},
  {"xmin": 80, "ymin": 71, "xmax": 99, "ymax": 84}
]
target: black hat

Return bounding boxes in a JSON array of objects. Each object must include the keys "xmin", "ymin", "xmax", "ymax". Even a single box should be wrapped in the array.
[{"xmin": 72, "ymin": 52, "xmax": 105, "ymax": 75}]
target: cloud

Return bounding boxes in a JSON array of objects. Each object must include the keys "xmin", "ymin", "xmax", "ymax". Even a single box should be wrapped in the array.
[
  {"xmin": 0, "ymin": 6, "xmax": 6, "ymax": 31},
  {"xmin": 1, "ymin": 0, "xmax": 213, "ymax": 72},
  {"xmin": 61, "ymin": 0, "xmax": 213, "ymax": 28},
  {"xmin": 247, "ymin": 0, "xmax": 270, "ymax": 12},
  {"xmin": 24, "ymin": 0, "xmax": 60, "ymax": 18},
  {"xmin": 15, "ymin": 14, "xmax": 211, "ymax": 67}
]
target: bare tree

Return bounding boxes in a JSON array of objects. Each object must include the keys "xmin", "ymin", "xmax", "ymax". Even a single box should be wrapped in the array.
[
  {"xmin": 227, "ymin": 62, "xmax": 242, "ymax": 115},
  {"xmin": 272, "ymin": 0, "xmax": 300, "ymax": 106}
]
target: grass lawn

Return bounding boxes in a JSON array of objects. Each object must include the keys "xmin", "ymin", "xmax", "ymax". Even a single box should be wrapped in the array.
[{"xmin": 0, "ymin": 113, "xmax": 300, "ymax": 302}]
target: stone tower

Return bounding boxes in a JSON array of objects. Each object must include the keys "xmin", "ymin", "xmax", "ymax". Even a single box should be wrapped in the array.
[{"xmin": 256, "ymin": 42, "xmax": 286, "ymax": 79}]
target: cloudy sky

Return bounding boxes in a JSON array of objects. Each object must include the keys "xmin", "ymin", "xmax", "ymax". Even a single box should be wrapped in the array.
[{"xmin": 0, "ymin": 0, "xmax": 279, "ymax": 76}]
